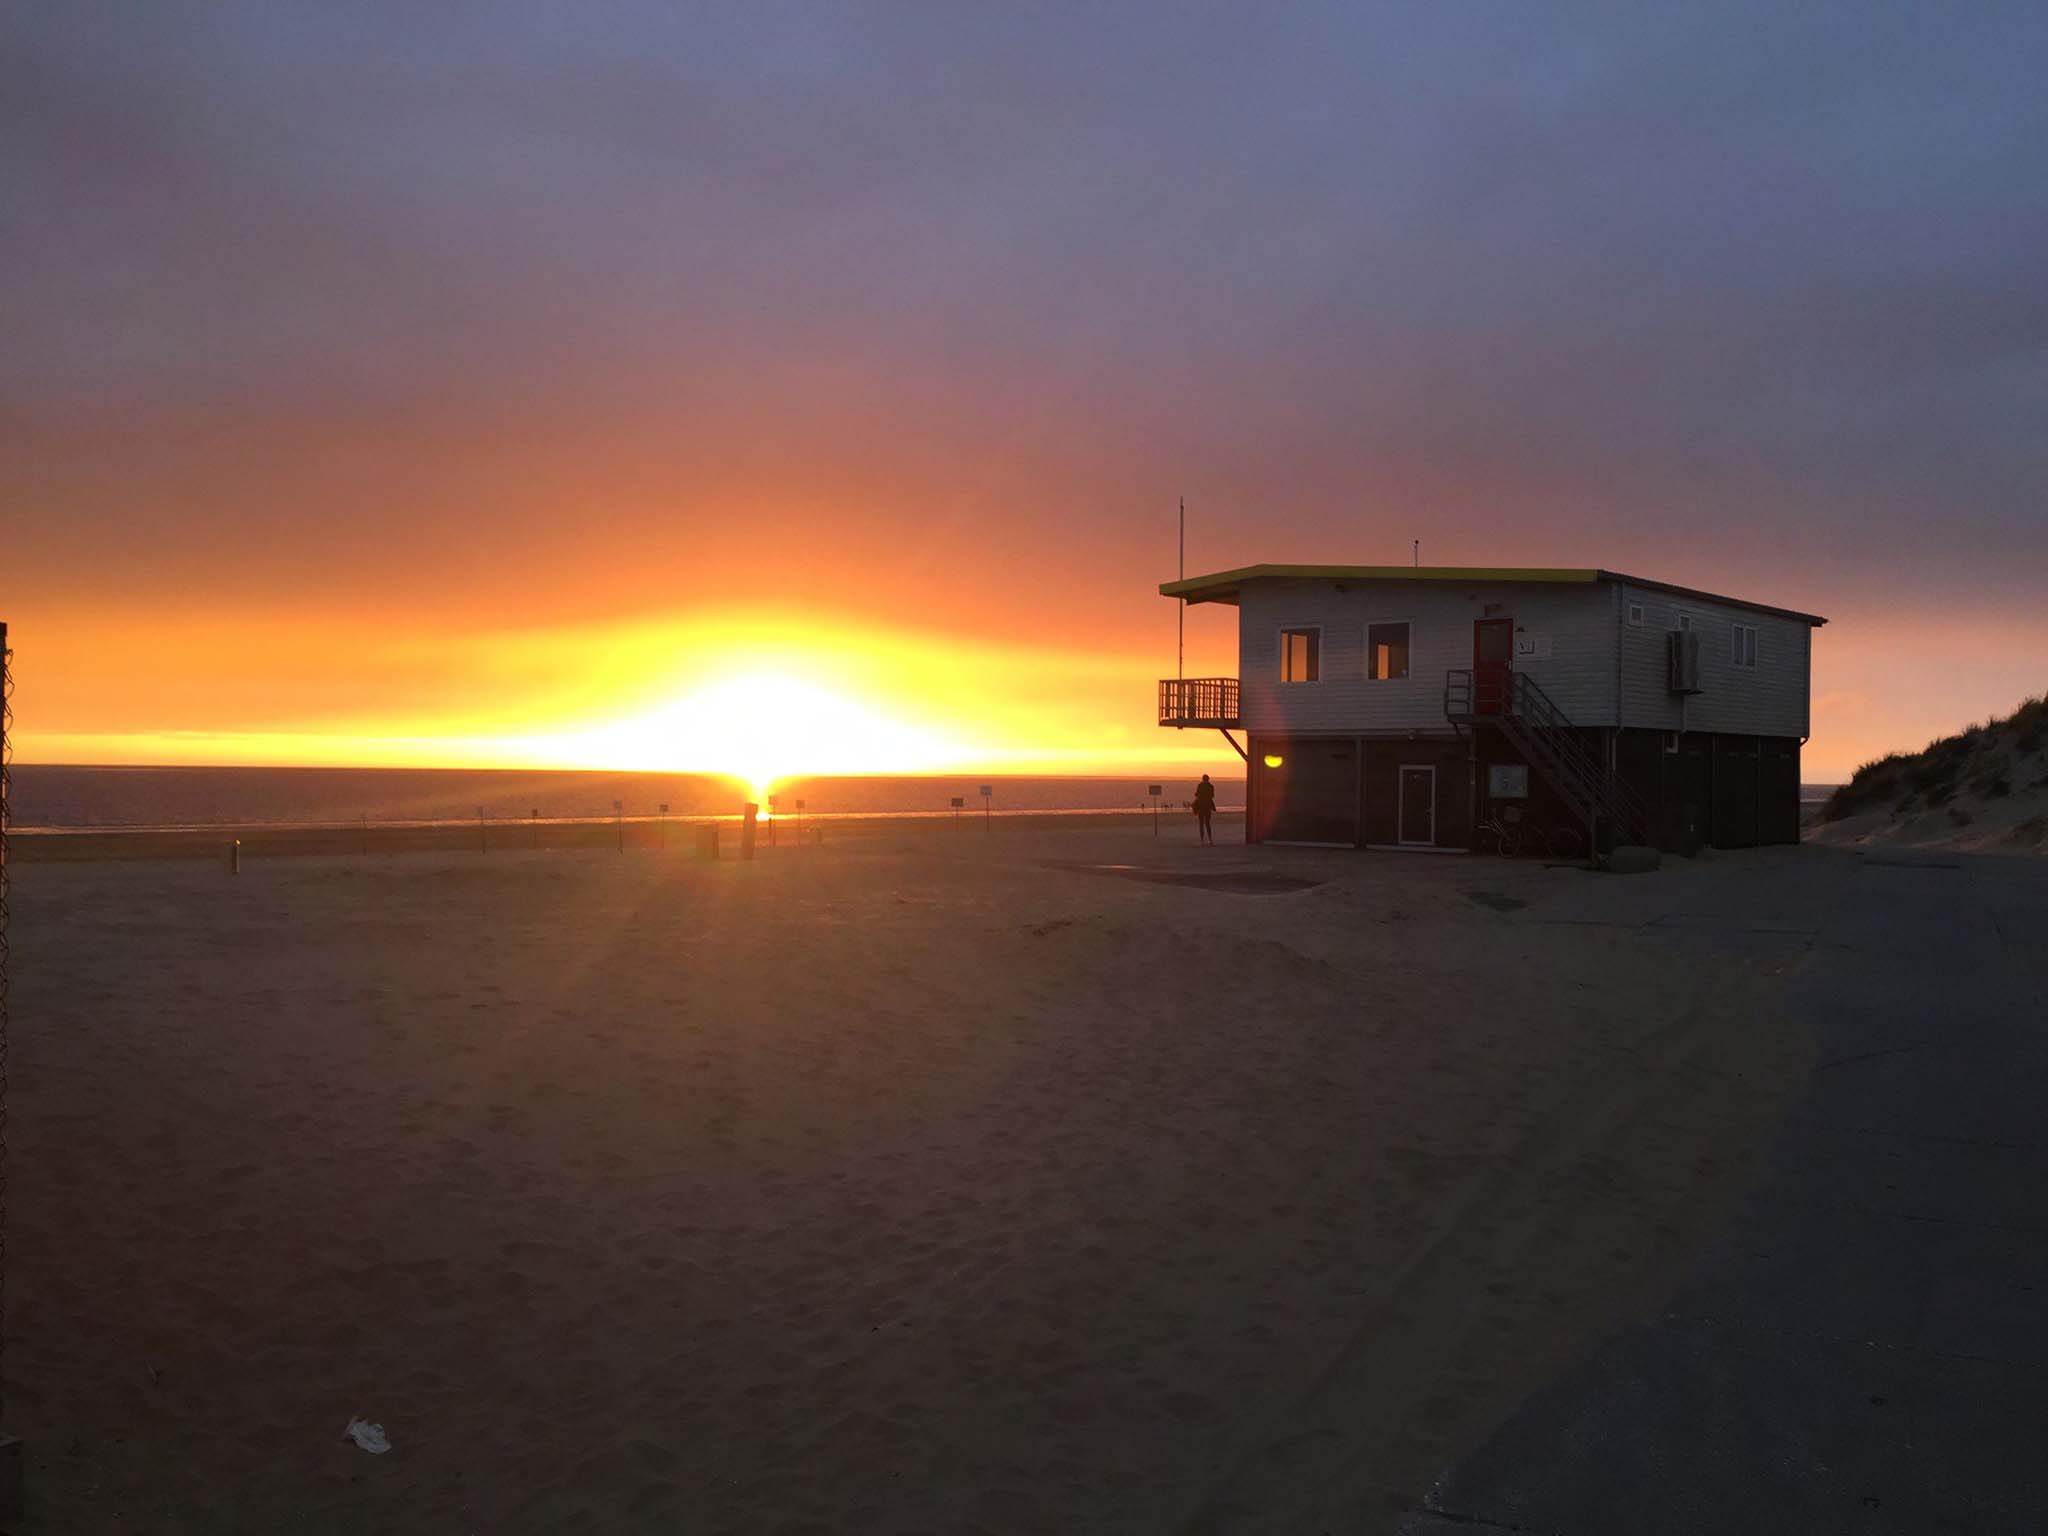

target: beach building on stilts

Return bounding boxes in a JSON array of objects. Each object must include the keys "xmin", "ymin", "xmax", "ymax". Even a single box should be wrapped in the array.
[{"xmin": 1158, "ymin": 566, "xmax": 1824, "ymax": 855}]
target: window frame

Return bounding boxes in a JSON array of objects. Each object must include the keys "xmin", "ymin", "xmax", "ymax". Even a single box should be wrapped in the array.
[
  {"xmin": 1627, "ymin": 600, "xmax": 1646, "ymax": 627},
  {"xmin": 1732, "ymin": 622, "xmax": 1759, "ymax": 669},
  {"xmin": 1365, "ymin": 618, "xmax": 1413, "ymax": 682},
  {"xmin": 1277, "ymin": 624, "xmax": 1323, "ymax": 685}
]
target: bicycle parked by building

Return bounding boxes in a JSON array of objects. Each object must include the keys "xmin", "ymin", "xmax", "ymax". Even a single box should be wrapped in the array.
[{"xmin": 1475, "ymin": 803, "xmax": 1585, "ymax": 860}]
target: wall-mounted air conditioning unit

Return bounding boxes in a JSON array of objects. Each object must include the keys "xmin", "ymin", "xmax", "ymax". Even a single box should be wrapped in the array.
[{"xmin": 1666, "ymin": 629, "xmax": 1702, "ymax": 693}]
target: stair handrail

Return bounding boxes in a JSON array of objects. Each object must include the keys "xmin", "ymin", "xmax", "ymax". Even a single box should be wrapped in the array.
[{"xmin": 1508, "ymin": 673, "xmax": 1651, "ymax": 841}]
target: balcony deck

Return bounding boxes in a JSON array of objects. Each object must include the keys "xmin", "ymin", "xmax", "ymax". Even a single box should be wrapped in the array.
[{"xmin": 1159, "ymin": 677, "xmax": 1241, "ymax": 729}]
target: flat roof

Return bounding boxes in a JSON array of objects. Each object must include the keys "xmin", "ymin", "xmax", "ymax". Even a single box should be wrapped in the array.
[{"xmin": 1158, "ymin": 564, "xmax": 1826, "ymax": 625}]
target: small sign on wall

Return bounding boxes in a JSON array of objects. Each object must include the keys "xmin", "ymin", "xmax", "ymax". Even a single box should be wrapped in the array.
[
  {"xmin": 1489, "ymin": 764, "xmax": 1530, "ymax": 799},
  {"xmin": 1514, "ymin": 635, "xmax": 1552, "ymax": 661}
]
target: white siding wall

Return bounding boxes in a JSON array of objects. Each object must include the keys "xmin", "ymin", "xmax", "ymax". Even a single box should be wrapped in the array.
[
  {"xmin": 1615, "ymin": 584, "xmax": 1813, "ymax": 737},
  {"xmin": 1236, "ymin": 578, "xmax": 1620, "ymax": 733}
]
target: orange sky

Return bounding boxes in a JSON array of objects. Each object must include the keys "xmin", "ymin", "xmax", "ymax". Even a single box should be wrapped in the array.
[{"xmin": 9, "ymin": 533, "xmax": 2045, "ymax": 786}]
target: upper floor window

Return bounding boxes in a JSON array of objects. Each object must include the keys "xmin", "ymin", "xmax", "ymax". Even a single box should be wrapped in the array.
[
  {"xmin": 1280, "ymin": 627, "xmax": 1320, "ymax": 683},
  {"xmin": 1368, "ymin": 622, "xmax": 1410, "ymax": 680},
  {"xmin": 1732, "ymin": 623, "xmax": 1758, "ymax": 668},
  {"xmin": 1627, "ymin": 601, "xmax": 1646, "ymax": 627}
]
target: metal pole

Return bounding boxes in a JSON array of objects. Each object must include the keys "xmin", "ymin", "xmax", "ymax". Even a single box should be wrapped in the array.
[
  {"xmin": 531, "ymin": 808, "xmax": 539, "ymax": 849},
  {"xmin": 0, "ymin": 618, "xmax": 18, "ymax": 1512},
  {"xmin": 1177, "ymin": 497, "xmax": 1185, "ymax": 683},
  {"xmin": 658, "ymin": 802, "xmax": 668, "ymax": 850},
  {"xmin": 477, "ymin": 805, "xmax": 486, "ymax": 854},
  {"xmin": 614, "ymin": 799, "xmax": 623, "ymax": 852}
]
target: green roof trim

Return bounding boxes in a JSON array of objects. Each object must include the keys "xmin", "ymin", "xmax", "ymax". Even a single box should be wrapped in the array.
[{"xmin": 1158, "ymin": 564, "xmax": 1825, "ymax": 625}]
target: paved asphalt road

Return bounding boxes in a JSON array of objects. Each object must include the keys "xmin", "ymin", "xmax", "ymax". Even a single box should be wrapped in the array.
[{"xmin": 1403, "ymin": 846, "xmax": 2048, "ymax": 1535}]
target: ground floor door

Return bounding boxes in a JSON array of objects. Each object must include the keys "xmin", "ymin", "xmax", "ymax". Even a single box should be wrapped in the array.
[{"xmin": 1398, "ymin": 765, "xmax": 1436, "ymax": 845}]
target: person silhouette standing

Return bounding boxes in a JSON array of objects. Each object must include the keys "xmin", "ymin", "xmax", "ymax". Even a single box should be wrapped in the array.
[{"xmin": 1193, "ymin": 774, "xmax": 1216, "ymax": 845}]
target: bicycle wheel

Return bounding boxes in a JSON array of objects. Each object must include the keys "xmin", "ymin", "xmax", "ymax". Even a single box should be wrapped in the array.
[
  {"xmin": 1497, "ymin": 825, "xmax": 1522, "ymax": 858},
  {"xmin": 1545, "ymin": 823, "xmax": 1585, "ymax": 860}
]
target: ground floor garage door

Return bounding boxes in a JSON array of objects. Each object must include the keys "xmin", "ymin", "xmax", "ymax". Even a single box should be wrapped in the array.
[{"xmin": 1250, "ymin": 738, "xmax": 1359, "ymax": 844}]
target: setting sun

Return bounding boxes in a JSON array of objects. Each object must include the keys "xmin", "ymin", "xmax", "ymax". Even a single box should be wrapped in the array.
[{"xmin": 552, "ymin": 672, "xmax": 971, "ymax": 797}]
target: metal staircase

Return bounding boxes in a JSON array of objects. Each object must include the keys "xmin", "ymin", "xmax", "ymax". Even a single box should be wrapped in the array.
[{"xmin": 1445, "ymin": 668, "xmax": 1649, "ymax": 851}]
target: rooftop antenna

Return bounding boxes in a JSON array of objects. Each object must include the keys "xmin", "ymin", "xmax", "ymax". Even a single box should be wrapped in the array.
[
  {"xmin": 1413, "ymin": 538, "xmax": 1419, "ymax": 568},
  {"xmin": 1177, "ymin": 497, "xmax": 1185, "ymax": 682}
]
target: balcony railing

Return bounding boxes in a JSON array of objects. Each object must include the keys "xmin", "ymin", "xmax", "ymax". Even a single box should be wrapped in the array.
[{"xmin": 1159, "ymin": 676, "xmax": 1241, "ymax": 728}]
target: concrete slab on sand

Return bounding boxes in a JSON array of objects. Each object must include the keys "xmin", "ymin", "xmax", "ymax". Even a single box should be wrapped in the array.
[{"xmin": 1405, "ymin": 851, "xmax": 2048, "ymax": 1535}]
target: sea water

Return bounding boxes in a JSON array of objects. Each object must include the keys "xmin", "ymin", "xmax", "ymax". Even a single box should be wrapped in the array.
[{"xmin": 6, "ymin": 765, "xmax": 1246, "ymax": 831}]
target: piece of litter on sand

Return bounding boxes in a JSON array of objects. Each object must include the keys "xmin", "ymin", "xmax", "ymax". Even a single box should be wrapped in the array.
[{"xmin": 343, "ymin": 1417, "xmax": 391, "ymax": 1454}]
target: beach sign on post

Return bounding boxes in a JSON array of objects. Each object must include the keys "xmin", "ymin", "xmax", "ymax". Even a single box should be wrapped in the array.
[
  {"xmin": 1148, "ymin": 783, "xmax": 1164, "ymax": 835},
  {"xmin": 980, "ymin": 784, "xmax": 992, "ymax": 831},
  {"xmin": 658, "ymin": 802, "xmax": 669, "ymax": 850},
  {"xmin": 950, "ymin": 795, "xmax": 965, "ymax": 825}
]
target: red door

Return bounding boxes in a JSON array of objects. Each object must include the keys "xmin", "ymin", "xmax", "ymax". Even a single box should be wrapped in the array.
[{"xmin": 1473, "ymin": 618, "xmax": 1514, "ymax": 714}]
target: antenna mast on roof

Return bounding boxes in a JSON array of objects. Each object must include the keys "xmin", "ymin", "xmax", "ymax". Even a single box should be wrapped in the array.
[
  {"xmin": 1177, "ymin": 498, "xmax": 1185, "ymax": 682},
  {"xmin": 1413, "ymin": 539, "xmax": 1419, "ymax": 568}
]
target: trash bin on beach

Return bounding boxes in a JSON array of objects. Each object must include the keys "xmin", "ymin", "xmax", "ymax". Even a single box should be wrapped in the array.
[{"xmin": 695, "ymin": 824, "xmax": 719, "ymax": 861}]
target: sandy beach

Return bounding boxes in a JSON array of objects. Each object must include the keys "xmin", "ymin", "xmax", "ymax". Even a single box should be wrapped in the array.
[{"xmin": 7, "ymin": 823, "xmax": 1814, "ymax": 1533}]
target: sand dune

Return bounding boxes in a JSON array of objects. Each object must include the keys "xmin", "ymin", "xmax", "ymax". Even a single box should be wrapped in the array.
[
  {"xmin": 1809, "ymin": 693, "xmax": 2048, "ymax": 856},
  {"xmin": 8, "ymin": 825, "xmax": 1812, "ymax": 1532}
]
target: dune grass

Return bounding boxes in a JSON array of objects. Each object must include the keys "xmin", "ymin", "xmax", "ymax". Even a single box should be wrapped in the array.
[{"xmin": 1823, "ymin": 694, "xmax": 2046, "ymax": 823}]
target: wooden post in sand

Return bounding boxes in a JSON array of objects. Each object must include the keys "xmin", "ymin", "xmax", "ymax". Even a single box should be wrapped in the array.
[
  {"xmin": 741, "ymin": 803, "xmax": 758, "ymax": 861},
  {"xmin": 477, "ymin": 805, "xmax": 487, "ymax": 854},
  {"xmin": 531, "ymin": 808, "xmax": 540, "ymax": 849},
  {"xmin": 613, "ymin": 799, "xmax": 623, "ymax": 853},
  {"xmin": 229, "ymin": 839, "xmax": 240, "ymax": 874},
  {"xmin": 658, "ymin": 803, "xmax": 669, "ymax": 850}
]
